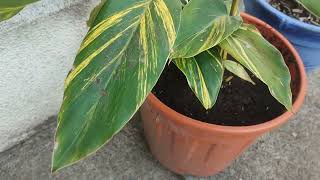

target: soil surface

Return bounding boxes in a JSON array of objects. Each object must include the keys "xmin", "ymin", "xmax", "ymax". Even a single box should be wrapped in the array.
[
  {"xmin": 153, "ymin": 64, "xmax": 286, "ymax": 126},
  {"xmin": 269, "ymin": 0, "xmax": 320, "ymax": 26}
]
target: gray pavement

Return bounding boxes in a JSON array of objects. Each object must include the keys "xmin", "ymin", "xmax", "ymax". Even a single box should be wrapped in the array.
[{"xmin": 0, "ymin": 70, "xmax": 319, "ymax": 180}]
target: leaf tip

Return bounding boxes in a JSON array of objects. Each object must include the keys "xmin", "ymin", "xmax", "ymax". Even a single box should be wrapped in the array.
[
  {"xmin": 51, "ymin": 151, "xmax": 69, "ymax": 174},
  {"xmin": 51, "ymin": 165, "xmax": 58, "ymax": 174},
  {"xmin": 285, "ymin": 102, "xmax": 293, "ymax": 113},
  {"xmin": 51, "ymin": 140, "xmax": 66, "ymax": 173}
]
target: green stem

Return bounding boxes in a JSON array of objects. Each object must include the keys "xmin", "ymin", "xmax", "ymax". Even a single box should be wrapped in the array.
[
  {"xmin": 222, "ymin": 0, "xmax": 240, "ymax": 60},
  {"xmin": 230, "ymin": 0, "xmax": 240, "ymax": 16}
]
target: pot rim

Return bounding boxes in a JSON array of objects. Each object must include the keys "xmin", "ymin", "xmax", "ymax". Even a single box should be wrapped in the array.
[
  {"xmin": 147, "ymin": 13, "xmax": 307, "ymax": 135},
  {"xmin": 255, "ymin": 0, "xmax": 320, "ymax": 32}
]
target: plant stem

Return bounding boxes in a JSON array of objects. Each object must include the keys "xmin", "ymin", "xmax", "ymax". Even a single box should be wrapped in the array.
[
  {"xmin": 222, "ymin": 49, "xmax": 228, "ymax": 60},
  {"xmin": 222, "ymin": 0, "xmax": 240, "ymax": 60},
  {"xmin": 230, "ymin": 0, "xmax": 240, "ymax": 16}
]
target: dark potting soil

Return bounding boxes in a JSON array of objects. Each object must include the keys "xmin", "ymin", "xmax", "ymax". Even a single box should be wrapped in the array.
[
  {"xmin": 269, "ymin": 0, "xmax": 320, "ymax": 26},
  {"xmin": 152, "ymin": 64, "xmax": 287, "ymax": 126}
]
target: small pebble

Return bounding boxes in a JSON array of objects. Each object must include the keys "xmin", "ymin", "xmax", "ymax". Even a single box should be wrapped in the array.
[
  {"xmin": 292, "ymin": 9, "xmax": 303, "ymax": 13},
  {"xmin": 292, "ymin": 132, "xmax": 298, "ymax": 138}
]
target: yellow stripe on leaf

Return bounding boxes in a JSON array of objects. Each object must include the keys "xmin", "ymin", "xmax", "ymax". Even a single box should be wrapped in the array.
[{"xmin": 154, "ymin": 0, "xmax": 176, "ymax": 46}]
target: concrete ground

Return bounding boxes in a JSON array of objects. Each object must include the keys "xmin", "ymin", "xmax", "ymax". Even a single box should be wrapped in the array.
[{"xmin": 0, "ymin": 70, "xmax": 319, "ymax": 180}]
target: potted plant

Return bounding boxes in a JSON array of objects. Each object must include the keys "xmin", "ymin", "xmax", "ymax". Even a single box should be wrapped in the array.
[
  {"xmin": 1, "ymin": 0, "xmax": 307, "ymax": 177},
  {"xmin": 244, "ymin": 0, "xmax": 320, "ymax": 71}
]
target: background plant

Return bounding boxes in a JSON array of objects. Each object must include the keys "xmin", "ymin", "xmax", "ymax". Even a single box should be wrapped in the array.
[
  {"xmin": 296, "ymin": 0, "xmax": 320, "ymax": 17},
  {"xmin": 0, "ymin": 0, "xmax": 39, "ymax": 21},
  {"xmin": 0, "ymin": 0, "xmax": 294, "ymax": 172}
]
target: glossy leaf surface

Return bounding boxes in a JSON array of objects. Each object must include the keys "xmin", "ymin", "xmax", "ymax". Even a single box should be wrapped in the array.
[
  {"xmin": 53, "ymin": 0, "xmax": 181, "ymax": 172},
  {"xmin": 171, "ymin": 0, "xmax": 242, "ymax": 58},
  {"xmin": 219, "ymin": 25, "xmax": 292, "ymax": 110},
  {"xmin": 174, "ymin": 49, "xmax": 224, "ymax": 109}
]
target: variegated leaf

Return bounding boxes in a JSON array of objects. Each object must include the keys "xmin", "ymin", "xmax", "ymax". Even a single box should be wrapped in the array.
[
  {"xmin": 87, "ymin": 0, "xmax": 107, "ymax": 27},
  {"xmin": 0, "ymin": 0, "xmax": 39, "ymax": 22},
  {"xmin": 224, "ymin": 0, "xmax": 232, "ymax": 13},
  {"xmin": 53, "ymin": 0, "xmax": 181, "ymax": 172},
  {"xmin": 174, "ymin": 49, "xmax": 224, "ymax": 109},
  {"xmin": 223, "ymin": 0, "xmax": 242, "ymax": 15},
  {"xmin": 171, "ymin": 0, "xmax": 242, "ymax": 58},
  {"xmin": 219, "ymin": 25, "xmax": 292, "ymax": 110},
  {"xmin": 296, "ymin": 0, "xmax": 320, "ymax": 18},
  {"xmin": 223, "ymin": 60, "xmax": 255, "ymax": 85}
]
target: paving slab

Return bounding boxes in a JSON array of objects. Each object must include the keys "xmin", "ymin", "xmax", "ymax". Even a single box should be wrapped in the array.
[{"xmin": 0, "ymin": 73, "xmax": 319, "ymax": 179}]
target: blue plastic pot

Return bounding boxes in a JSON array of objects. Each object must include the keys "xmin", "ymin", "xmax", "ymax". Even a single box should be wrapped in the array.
[{"xmin": 244, "ymin": 0, "xmax": 320, "ymax": 71}]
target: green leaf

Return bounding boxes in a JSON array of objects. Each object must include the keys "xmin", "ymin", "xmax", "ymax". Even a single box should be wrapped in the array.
[
  {"xmin": 219, "ymin": 24, "xmax": 292, "ymax": 110},
  {"xmin": 296, "ymin": 0, "xmax": 320, "ymax": 18},
  {"xmin": 87, "ymin": 0, "xmax": 107, "ymax": 28},
  {"xmin": 223, "ymin": 60, "xmax": 255, "ymax": 85},
  {"xmin": 53, "ymin": 0, "xmax": 181, "ymax": 172},
  {"xmin": 0, "ymin": 0, "xmax": 39, "ymax": 22},
  {"xmin": 224, "ymin": 0, "xmax": 232, "ymax": 14},
  {"xmin": 0, "ymin": 7, "xmax": 24, "ymax": 21},
  {"xmin": 171, "ymin": 0, "xmax": 242, "ymax": 58},
  {"xmin": 223, "ymin": 0, "xmax": 241, "ymax": 15},
  {"xmin": 174, "ymin": 49, "xmax": 224, "ymax": 109}
]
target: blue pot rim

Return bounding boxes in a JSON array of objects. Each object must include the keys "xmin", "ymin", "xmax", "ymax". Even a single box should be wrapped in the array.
[{"xmin": 256, "ymin": 0, "xmax": 320, "ymax": 32}]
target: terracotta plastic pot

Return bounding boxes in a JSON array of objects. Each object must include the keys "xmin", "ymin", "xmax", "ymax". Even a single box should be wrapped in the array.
[{"xmin": 140, "ymin": 13, "xmax": 307, "ymax": 177}]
